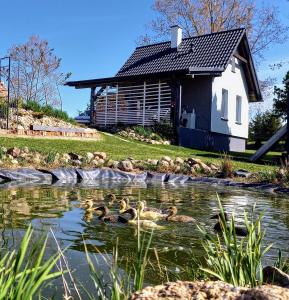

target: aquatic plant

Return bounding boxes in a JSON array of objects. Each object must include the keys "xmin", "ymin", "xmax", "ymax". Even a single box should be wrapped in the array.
[
  {"xmin": 274, "ymin": 249, "xmax": 289, "ymax": 274},
  {"xmin": 198, "ymin": 196, "xmax": 272, "ymax": 287},
  {"xmin": 83, "ymin": 221, "xmax": 154, "ymax": 300},
  {"xmin": 0, "ymin": 225, "xmax": 61, "ymax": 300}
]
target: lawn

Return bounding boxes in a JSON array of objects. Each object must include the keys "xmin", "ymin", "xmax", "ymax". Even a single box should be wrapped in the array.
[{"xmin": 0, "ymin": 132, "xmax": 282, "ymax": 173}]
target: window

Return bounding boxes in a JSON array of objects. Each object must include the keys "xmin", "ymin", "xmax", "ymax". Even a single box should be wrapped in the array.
[
  {"xmin": 236, "ymin": 95, "xmax": 242, "ymax": 124},
  {"xmin": 221, "ymin": 89, "xmax": 228, "ymax": 120}
]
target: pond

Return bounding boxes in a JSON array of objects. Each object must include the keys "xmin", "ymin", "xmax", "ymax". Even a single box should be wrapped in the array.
[{"xmin": 0, "ymin": 181, "xmax": 288, "ymax": 298}]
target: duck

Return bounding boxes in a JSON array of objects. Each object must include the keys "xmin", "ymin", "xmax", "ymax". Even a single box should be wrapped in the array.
[
  {"xmin": 165, "ymin": 206, "xmax": 196, "ymax": 223},
  {"xmin": 137, "ymin": 201, "xmax": 166, "ymax": 220},
  {"xmin": 141, "ymin": 200, "xmax": 165, "ymax": 214},
  {"xmin": 83, "ymin": 200, "xmax": 96, "ymax": 212},
  {"xmin": 95, "ymin": 206, "xmax": 128, "ymax": 223},
  {"xmin": 122, "ymin": 208, "xmax": 165, "ymax": 230},
  {"xmin": 119, "ymin": 198, "xmax": 130, "ymax": 213},
  {"xmin": 83, "ymin": 210, "xmax": 94, "ymax": 223},
  {"xmin": 105, "ymin": 193, "xmax": 117, "ymax": 207},
  {"xmin": 210, "ymin": 212, "xmax": 248, "ymax": 237}
]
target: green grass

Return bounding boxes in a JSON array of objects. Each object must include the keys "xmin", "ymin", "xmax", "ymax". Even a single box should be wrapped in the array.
[{"xmin": 0, "ymin": 132, "xmax": 281, "ymax": 172}]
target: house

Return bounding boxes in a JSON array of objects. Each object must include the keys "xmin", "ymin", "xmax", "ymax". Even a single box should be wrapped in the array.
[{"xmin": 66, "ymin": 26, "xmax": 262, "ymax": 152}]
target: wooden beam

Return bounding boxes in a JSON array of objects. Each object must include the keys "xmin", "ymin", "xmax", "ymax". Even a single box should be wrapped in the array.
[
  {"xmin": 143, "ymin": 81, "xmax": 146, "ymax": 126},
  {"xmin": 234, "ymin": 53, "xmax": 247, "ymax": 64},
  {"xmin": 158, "ymin": 80, "xmax": 161, "ymax": 122},
  {"xmin": 286, "ymin": 79, "xmax": 289, "ymax": 156}
]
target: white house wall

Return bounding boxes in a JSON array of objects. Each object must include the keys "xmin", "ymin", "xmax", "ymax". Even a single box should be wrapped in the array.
[{"xmin": 211, "ymin": 59, "xmax": 249, "ymax": 139}]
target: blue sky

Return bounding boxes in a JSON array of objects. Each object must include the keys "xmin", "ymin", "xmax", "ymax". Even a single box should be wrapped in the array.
[{"xmin": 0, "ymin": 0, "xmax": 288, "ymax": 116}]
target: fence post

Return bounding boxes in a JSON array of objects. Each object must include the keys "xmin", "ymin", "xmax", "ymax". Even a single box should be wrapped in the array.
[
  {"xmin": 115, "ymin": 84, "xmax": 118, "ymax": 125},
  {"xmin": 158, "ymin": 80, "xmax": 161, "ymax": 122},
  {"xmin": 105, "ymin": 85, "xmax": 108, "ymax": 127},
  {"xmin": 143, "ymin": 81, "xmax": 146, "ymax": 126}
]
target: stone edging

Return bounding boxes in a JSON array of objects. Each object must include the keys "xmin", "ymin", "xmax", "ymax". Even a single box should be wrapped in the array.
[{"xmin": 0, "ymin": 167, "xmax": 288, "ymax": 194}]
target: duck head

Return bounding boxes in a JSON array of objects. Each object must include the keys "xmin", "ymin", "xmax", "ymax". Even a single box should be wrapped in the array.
[
  {"xmin": 136, "ymin": 201, "xmax": 145, "ymax": 212},
  {"xmin": 167, "ymin": 206, "xmax": 178, "ymax": 217},
  {"xmin": 84, "ymin": 200, "xmax": 94, "ymax": 209},
  {"xmin": 118, "ymin": 199, "xmax": 128, "ymax": 213},
  {"xmin": 105, "ymin": 194, "xmax": 117, "ymax": 207}
]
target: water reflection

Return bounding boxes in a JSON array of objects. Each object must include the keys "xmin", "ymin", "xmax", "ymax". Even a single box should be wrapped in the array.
[{"xmin": 0, "ymin": 182, "xmax": 288, "ymax": 291}]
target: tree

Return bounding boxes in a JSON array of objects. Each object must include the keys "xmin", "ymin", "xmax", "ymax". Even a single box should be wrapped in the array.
[
  {"xmin": 140, "ymin": 0, "xmax": 288, "ymax": 61},
  {"xmin": 249, "ymin": 110, "xmax": 282, "ymax": 147},
  {"xmin": 7, "ymin": 36, "xmax": 71, "ymax": 107},
  {"xmin": 273, "ymin": 71, "xmax": 289, "ymax": 120}
]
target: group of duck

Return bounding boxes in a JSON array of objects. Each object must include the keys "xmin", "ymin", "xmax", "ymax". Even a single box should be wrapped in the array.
[{"xmin": 82, "ymin": 193, "xmax": 247, "ymax": 236}]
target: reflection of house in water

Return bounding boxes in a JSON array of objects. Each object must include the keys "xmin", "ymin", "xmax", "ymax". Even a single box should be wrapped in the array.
[{"xmin": 67, "ymin": 26, "xmax": 262, "ymax": 152}]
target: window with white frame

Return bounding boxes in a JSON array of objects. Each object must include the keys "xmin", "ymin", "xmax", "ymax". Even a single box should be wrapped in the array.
[
  {"xmin": 221, "ymin": 89, "xmax": 228, "ymax": 120},
  {"xmin": 236, "ymin": 95, "xmax": 242, "ymax": 124}
]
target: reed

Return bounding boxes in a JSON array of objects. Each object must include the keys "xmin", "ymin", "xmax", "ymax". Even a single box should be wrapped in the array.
[
  {"xmin": 0, "ymin": 225, "xmax": 62, "ymax": 300},
  {"xmin": 198, "ymin": 195, "xmax": 272, "ymax": 287},
  {"xmin": 83, "ymin": 221, "xmax": 154, "ymax": 300}
]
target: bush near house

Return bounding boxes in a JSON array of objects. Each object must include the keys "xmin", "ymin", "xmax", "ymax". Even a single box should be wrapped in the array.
[{"xmin": 23, "ymin": 100, "xmax": 76, "ymax": 124}]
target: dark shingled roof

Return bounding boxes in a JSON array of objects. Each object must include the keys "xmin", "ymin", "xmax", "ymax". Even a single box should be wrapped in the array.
[{"xmin": 116, "ymin": 28, "xmax": 245, "ymax": 77}]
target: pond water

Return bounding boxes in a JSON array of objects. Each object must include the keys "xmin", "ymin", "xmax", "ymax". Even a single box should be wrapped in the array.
[{"xmin": 0, "ymin": 181, "xmax": 288, "ymax": 298}]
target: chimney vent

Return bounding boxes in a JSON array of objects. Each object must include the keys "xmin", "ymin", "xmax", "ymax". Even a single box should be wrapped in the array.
[{"xmin": 171, "ymin": 25, "xmax": 182, "ymax": 49}]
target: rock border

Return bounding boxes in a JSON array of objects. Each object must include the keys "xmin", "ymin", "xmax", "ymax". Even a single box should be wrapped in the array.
[{"xmin": 0, "ymin": 167, "xmax": 288, "ymax": 195}]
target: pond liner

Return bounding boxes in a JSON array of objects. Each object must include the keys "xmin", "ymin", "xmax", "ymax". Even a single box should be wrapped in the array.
[
  {"xmin": 78, "ymin": 179, "xmax": 147, "ymax": 188},
  {"xmin": 0, "ymin": 179, "xmax": 51, "ymax": 189},
  {"xmin": 167, "ymin": 174, "xmax": 192, "ymax": 184},
  {"xmin": 44, "ymin": 168, "xmax": 78, "ymax": 181},
  {"xmin": 76, "ymin": 168, "xmax": 148, "ymax": 182},
  {"xmin": 0, "ymin": 168, "xmax": 52, "ymax": 182},
  {"xmin": 146, "ymin": 172, "xmax": 169, "ymax": 182},
  {"xmin": 51, "ymin": 179, "xmax": 78, "ymax": 187}
]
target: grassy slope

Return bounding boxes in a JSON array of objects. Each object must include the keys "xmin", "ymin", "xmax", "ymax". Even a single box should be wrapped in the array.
[{"xmin": 0, "ymin": 132, "xmax": 281, "ymax": 172}]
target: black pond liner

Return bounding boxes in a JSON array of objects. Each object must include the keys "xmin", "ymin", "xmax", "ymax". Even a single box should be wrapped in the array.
[{"xmin": 0, "ymin": 167, "xmax": 288, "ymax": 194}]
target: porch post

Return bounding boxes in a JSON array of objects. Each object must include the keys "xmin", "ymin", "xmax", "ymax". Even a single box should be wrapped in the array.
[
  {"xmin": 142, "ymin": 81, "xmax": 146, "ymax": 126},
  {"xmin": 90, "ymin": 87, "xmax": 96, "ymax": 125},
  {"xmin": 105, "ymin": 85, "xmax": 108, "ymax": 127},
  {"xmin": 285, "ymin": 79, "xmax": 289, "ymax": 156},
  {"xmin": 158, "ymin": 80, "xmax": 161, "ymax": 122},
  {"xmin": 115, "ymin": 84, "xmax": 118, "ymax": 125}
]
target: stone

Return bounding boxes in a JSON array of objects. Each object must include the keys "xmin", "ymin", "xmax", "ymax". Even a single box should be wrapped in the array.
[
  {"xmin": 263, "ymin": 266, "xmax": 289, "ymax": 287},
  {"xmin": 161, "ymin": 156, "xmax": 172, "ymax": 163},
  {"xmin": 147, "ymin": 159, "xmax": 159, "ymax": 166},
  {"xmin": 91, "ymin": 159, "xmax": 99, "ymax": 166},
  {"xmin": 157, "ymin": 160, "xmax": 170, "ymax": 168},
  {"xmin": 118, "ymin": 160, "xmax": 134, "ymax": 172},
  {"xmin": 86, "ymin": 152, "xmax": 94, "ymax": 161},
  {"xmin": 68, "ymin": 152, "xmax": 82, "ymax": 160},
  {"xmin": 175, "ymin": 157, "xmax": 184, "ymax": 165},
  {"xmin": 94, "ymin": 152, "xmax": 107, "ymax": 160},
  {"xmin": 98, "ymin": 159, "xmax": 105, "ymax": 165},
  {"xmin": 7, "ymin": 147, "xmax": 21, "ymax": 158},
  {"xmin": 0, "ymin": 160, "xmax": 3, "ymax": 165},
  {"xmin": 62, "ymin": 153, "xmax": 70, "ymax": 160},
  {"xmin": 187, "ymin": 157, "xmax": 202, "ymax": 166},
  {"xmin": 234, "ymin": 169, "xmax": 252, "ymax": 178},
  {"xmin": 210, "ymin": 163, "xmax": 219, "ymax": 171},
  {"xmin": 33, "ymin": 157, "xmax": 41, "ymax": 164},
  {"xmin": 71, "ymin": 160, "xmax": 82, "ymax": 166},
  {"xmin": 1, "ymin": 146, "xmax": 7, "ymax": 153},
  {"xmin": 106, "ymin": 159, "xmax": 114, "ymax": 168},
  {"xmin": 23, "ymin": 146, "xmax": 29, "ymax": 154},
  {"xmin": 130, "ymin": 280, "xmax": 289, "ymax": 300},
  {"xmin": 199, "ymin": 162, "xmax": 211, "ymax": 173},
  {"xmin": 11, "ymin": 159, "xmax": 18, "ymax": 165}
]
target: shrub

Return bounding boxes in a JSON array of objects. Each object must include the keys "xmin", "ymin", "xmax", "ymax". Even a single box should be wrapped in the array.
[
  {"xmin": 220, "ymin": 154, "xmax": 234, "ymax": 178},
  {"xmin": 152, "ymin": 119, "xmax": 175, "ymax": 142},
  {"xmin": 23, "ymin": 100, "xmax": 76, "ymax": 124}
]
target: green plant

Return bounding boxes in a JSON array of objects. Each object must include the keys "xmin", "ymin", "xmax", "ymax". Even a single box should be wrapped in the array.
[
  {"xmin": 220, "ymin": 154, "xmax": 234, "ymax": 178},
  {"xmin": 134, "ymin": 126, "xmax": 152, "ymax": 138},
  {"xmin": 23, "ymin": 100, "xmax": 76, "ymax": 125},
  {"xmin": 152, "ymin": 119, "xmax": 175, "ymax": 142},
  {"xmin": 0, "ymin": 225, "xmax": 62, "ymax": 299},
  {"xmin": 198, "ymin": 196, "xmax": 272, "ymax": 287},
  {"xmin": 84, "ymin": 222, "xmax": 153, "ymax": 300},
  {"xmin": 274, "ymin": 249, "xmax": 289, "ymax": 274},
  {"xmin": 46, "ymin": 151, "xmax": 58, "ymax": 164}
]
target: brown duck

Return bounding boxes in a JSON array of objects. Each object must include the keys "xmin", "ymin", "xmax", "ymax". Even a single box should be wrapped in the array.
[{"xmin": 166, "ymin": 206, "xmax": 196, "ymax": 223}]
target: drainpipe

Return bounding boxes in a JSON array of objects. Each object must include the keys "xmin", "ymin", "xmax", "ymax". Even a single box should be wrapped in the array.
[{"xmin": 286, "ymin": 78, "xmax": 289, "ymax": 156}]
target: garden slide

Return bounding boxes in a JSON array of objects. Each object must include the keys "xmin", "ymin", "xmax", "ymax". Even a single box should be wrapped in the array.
[{"xmin": 249, "ymin": 124, "xmax": 287, "ymax": 162}]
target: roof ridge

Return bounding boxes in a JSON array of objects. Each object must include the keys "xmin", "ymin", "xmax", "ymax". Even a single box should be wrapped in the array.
[{"xmin": 136, "ymin": 27, "xmax": 246, "ymax": 49}]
